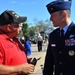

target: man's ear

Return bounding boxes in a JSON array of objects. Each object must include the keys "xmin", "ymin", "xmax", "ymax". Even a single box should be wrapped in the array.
[
  {"xmin": 63, "ymin": 11, "xmax": 67, "ymax": 18},
  {"xmin": 63, "ymin": 11, "xmax": 67, "ymax": 20},
  {"xmin": 61, "ymin": 11, "xmax": 67, "ymax": 22}
]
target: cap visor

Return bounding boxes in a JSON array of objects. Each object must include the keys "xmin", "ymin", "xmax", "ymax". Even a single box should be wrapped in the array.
[{"xmin": 19, "ymin": 16, "xmax": 27, "ymax": 23}]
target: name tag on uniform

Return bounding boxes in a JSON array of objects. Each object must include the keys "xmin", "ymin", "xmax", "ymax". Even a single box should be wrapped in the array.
[{"xmin": 51, "ymin": 44, "xmax": 56, "ymax": 47}]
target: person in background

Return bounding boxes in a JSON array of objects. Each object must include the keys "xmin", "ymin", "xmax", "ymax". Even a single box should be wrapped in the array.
[
  {"xmin": 34, "ymin": 35, "xmax": 38, "ymax": 44},
  {"xmin": 37, "ymin": 33, "xmax": 43, "ymax": 52},
  {"xmin": 0, "ymin": 10, "xmax": 34, "ymax": 75},
  {"xmin": 24, "ymin": 35, "xmax": 32, "ymax": 58},
  {"xmin": 45, "ymin": 34, "xmax": 49, "ymax": 45},
  {"xmin": 43, "ymin": 0, "xmax": 75, "ymax": 75}
]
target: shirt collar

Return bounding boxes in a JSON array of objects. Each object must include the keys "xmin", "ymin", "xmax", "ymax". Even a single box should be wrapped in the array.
[{"xmin": 60, "ymin": 22, "xmax": 72, "ymax": 34}]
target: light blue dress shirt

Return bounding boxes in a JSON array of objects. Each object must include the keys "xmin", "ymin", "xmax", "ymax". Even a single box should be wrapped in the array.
[{"xmin": 60, "ymin": 22, "xmax": 72, "ymax": 35}]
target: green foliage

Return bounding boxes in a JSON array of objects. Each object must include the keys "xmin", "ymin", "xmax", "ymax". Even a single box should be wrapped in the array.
[
  {"xmin": 22, "ymin": 23, "xmax": 29, "ymax": 36},
  {"xmin": 28, "ymin": 27, "xmax": 36, "ymax": 37},
  {"xmin": 18, "ymin": 18, "xmax": 54, "ymax": 37}
]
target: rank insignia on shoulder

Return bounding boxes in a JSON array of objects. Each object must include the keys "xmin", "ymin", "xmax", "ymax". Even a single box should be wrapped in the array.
[{"xmin": 68, "ymin": 50, "xmax": 75, "ymax": 56}]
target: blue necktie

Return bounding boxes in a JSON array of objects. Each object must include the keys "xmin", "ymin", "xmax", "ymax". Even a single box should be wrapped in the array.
[
  {"xmin": 60, "ymin": 29, "xmax": 64, "ymax": 38},
  {"xmin": 60, "ymin": 29, "xmax": 65, "ymax": 45}
]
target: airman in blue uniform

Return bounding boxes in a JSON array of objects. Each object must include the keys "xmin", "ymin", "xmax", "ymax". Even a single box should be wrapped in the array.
[{"xmin": 43, "ymin": 0, "xmax": 75, "ymax": 75}]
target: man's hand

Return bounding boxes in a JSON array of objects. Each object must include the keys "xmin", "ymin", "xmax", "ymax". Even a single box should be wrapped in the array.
[{"xmin": 18, "ymin": 63, "xmax": 35, "ymax": 74}]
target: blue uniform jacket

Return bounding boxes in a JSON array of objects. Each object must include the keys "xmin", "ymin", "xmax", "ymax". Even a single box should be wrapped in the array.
[{"xmin": 43, "ymin": 22, "xmax": 75, "ymax": 75}]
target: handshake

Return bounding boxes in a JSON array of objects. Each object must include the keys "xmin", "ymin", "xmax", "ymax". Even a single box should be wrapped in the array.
[{"xmin": 29, "ymin": 57, "xmax": 41, "ymax": 66}]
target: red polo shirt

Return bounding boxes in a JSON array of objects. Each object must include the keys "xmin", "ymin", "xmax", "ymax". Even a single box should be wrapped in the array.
[{"xmin": 0, "ymin": 31, "xmax": 27, "ymax": 66}]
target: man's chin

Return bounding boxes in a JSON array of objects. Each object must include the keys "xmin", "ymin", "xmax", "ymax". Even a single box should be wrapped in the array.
[{"xmin": 53, "ymin": 25, "xmax": 58, "ymax": 27}]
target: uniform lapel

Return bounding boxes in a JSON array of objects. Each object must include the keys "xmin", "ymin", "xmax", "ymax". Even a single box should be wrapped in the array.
[{"xmin": 54, "ymin": 28, "xmax": 60, "ymax": 47}]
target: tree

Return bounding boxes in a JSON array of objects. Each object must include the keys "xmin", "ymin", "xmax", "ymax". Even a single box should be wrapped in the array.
[
  {"xmin": 45, "ymin": 19, "xmax": 54, "ymax": 30},
  {"xmin": 33, "ymin": 18, "xmax": 54, "ymax": 32},
  {"xmin": 28, "ymin": 27, "xmax": 35, "ymax": 37},
  {"xmin": 18, "ymin": 18, "xmax": 54, "ymax": 38},
  {"xmin": 22, "ymin": 23, "xmax": 29, "ymax": 36}
]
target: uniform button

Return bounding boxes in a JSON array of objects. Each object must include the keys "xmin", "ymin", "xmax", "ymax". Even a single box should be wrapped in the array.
[
  {"xmin": 59, "ymin": 51, "xmax": 61, "ymax": 54},
  {"xmin": 59, "ymin": 62, "xmax": 62, "ymax": 65},
  {"xmin": 60, "ymin": 72, "xmax": 63, "ymax": 75}
]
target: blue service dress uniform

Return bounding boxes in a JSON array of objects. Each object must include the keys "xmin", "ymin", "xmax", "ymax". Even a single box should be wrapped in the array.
[{"xmin": 43, "ymin": 22, "xmax": 75, "ymax": 75}]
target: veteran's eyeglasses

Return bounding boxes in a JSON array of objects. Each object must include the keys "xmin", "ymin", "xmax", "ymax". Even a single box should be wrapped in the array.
[{"xmin": 10, "ymin": 23, "xmax": 22, "ymax": 28}]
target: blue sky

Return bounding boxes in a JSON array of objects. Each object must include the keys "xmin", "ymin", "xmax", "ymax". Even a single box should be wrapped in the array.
[{"xmin": 0, "ymin": 0, "xmax": 75, "ymax": 25}]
